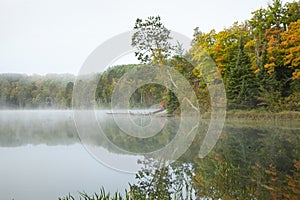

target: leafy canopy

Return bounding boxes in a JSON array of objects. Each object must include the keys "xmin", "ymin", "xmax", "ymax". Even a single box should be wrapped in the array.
[{"xmin": 132, "ymin": 16, "xmax": 173, "ymax": 64}]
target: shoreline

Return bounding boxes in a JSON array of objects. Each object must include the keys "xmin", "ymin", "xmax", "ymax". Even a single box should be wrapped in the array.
[
  {"xmin": 202, "ymin": 110, "xmax": 300, "ymax": 121},
  {"xmin": 0, "ymin": 109, "xmax": 299, "ymax": 121}
]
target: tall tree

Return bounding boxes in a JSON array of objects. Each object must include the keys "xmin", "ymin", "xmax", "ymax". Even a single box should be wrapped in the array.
[
  {"xmin": 132, "ymin": 16, "xmax": 180, "ymax": 114},
  {"xmin": 226, "ymin": 26, "xmax": 258, "ymax": 109},
  {"xmin": 281, "ymin": 19, "xmax": 300, "ymax": 80},
  {"xmin": 132, "ymin": 16, "xmax": 173, "ymax": 64}
]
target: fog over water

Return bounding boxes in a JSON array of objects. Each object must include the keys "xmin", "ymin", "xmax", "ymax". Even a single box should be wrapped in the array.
[{"xmin": 0, "ymin": 110, "xmax": 299, "ymax": 199}]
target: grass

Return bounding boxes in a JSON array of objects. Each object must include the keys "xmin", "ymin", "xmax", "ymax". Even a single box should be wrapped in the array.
[{"xmin": 58, "ymin": 187, "xmax": 145, "ymax": 200}]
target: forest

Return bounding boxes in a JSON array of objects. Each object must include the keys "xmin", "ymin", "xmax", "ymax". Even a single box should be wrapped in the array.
[
  {"xmin": 0, "ymin": 73, "xmax": 75, "ymax": 109},
  {"xmin": 0, "ymin": 0, "xmax": 299, "ymax": 113}
]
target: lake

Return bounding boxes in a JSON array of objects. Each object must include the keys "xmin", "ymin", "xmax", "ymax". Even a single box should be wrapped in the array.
[{"xmin": 0, "ymin": 110, "xmax": 299, "ymax": 199}]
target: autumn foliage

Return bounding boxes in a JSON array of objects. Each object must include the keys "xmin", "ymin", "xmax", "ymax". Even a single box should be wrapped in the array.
[{"xmin": 191, "ymin": 0, "xmax": 300, "ymax": 111}]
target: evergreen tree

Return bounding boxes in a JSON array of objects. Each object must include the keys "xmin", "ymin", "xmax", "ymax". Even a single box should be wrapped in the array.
[{"xmin": 226, "ymin": 35, "xmax": 258, "ymax": 109}]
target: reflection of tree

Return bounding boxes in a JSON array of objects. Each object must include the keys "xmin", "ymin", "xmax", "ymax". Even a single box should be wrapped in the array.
[
  {"xmin": 130, "ymin": 157, "xmax": 194, "ymax": 200},
  {"xmin": 2, "ymin": 110, "xmax": 299, "ymax": 199},
  {"xmin": 100, "ymin": 116, "xmax": 179, "ymax": 154},
  {"xmin": 192, "ymin": 124, "xmax": 300, "ymax": 199}
]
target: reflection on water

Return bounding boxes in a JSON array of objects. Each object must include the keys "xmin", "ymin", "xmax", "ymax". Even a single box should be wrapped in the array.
[
  {"xmin": 0, "ymin": 144, "xmax": 135, "ymax": 200},
  {"xmin": 0, "ymin": 110, "xmax": 299, "ymax": 199},
  {"xmin": 0, "ymin": 110, "xmax": 78, "ymax": 146},
  {"xmin": 193, "ymin": 122, "xmax": 300, "ymax": 199}
]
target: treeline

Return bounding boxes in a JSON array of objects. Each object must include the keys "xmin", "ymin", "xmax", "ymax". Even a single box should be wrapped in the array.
[
  {"xmin": 0, "ymin": 73, "xmax": 75, "ymax": 109},
  {"xmin": 0, "ymin": 65, "xmax": 161, "ymax": 109},
  {"xmin": 0, "ymin": 0, "xmax": 299, "ymax": 112},
  {"xmin": 191, "ymin": 0, "xmax": 300, "ymax": 111}
]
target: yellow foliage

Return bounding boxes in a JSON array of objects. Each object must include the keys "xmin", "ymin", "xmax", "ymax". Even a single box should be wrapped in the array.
[
  {"xmin": 292, "ymin": 70, "xmax": 300, "ymax": 80},
  {"xmin": 281, "ymin": 20, "xmax": 300, "ymax": 79}
]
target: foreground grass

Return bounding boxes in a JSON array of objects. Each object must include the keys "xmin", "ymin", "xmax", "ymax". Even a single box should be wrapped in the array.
[
  {"xmin": 58, "ymin": 188, "xmax": 132, "ymax": 200},
  {"xmin": 58, "ymin": 187, "xmax": 152, "ymax": 200}
]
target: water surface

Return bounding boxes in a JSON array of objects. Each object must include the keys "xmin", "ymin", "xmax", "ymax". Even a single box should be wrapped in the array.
[{"xmin": 0, "ymin": 110, "xmax": 299, "ymax": 199}]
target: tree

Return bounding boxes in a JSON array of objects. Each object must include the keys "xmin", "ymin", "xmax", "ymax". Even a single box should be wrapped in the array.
[
  {"xmin": 132, "ymin": 16, "xmax": 181, "ymax": 114},
  {"xmin": 282, "ymin": 1, "xmax": 300, "ymax": 27},
  {"xmin": 226, "ymin": 27, "xmax": 258, "ymax": 109},
  {"xmin": 191, "ymin": 22, "xmax": 258, "ymax": 109},
  {"xmin": 132, "ymin": 16, "xmax": 173, "ymax": 64},
  {"xmin": 281, "ymin": 19, "xmax": 300, "ymax": 80},
  {"xmin": 65, "ymin": 82, "xmax": 74, "ymax": 108}
]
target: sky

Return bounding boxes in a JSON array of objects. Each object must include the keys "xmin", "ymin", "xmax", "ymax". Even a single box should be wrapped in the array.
[{"xmin": 0, "ymin": 0, "xmax": 293, "ymax": 75}]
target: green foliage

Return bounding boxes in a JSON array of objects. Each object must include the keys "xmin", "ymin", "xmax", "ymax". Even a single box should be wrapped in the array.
[
  {"xmin": 129, "ymin": 83, "xmax": 165, "ymax": 108},
  {"xmin": 95, "ymin": 64, "xmax": 138, "ymax": 106},
  {"xmin": 226, "ymin": 30, "xmax": 258, "ymax": 109},
  {"xmin": 132, "ymin": 16, "xmax": 173, "ymax": 64},
  {"xmin": 166, "ymin": 90, "xmax": 179, "ymax": 115},
  {"xmin": 0, "ymin": 74, "xmax": 75, "ymax": 109},
  {"xmin": 95, "ymin": 64, "xmax": 166, "ymax": 108}
]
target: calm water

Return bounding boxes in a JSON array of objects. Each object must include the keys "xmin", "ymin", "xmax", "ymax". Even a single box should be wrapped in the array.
[{"xmin": 0, "ymin": 110, "xmax": 299, "ymax": 199}]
